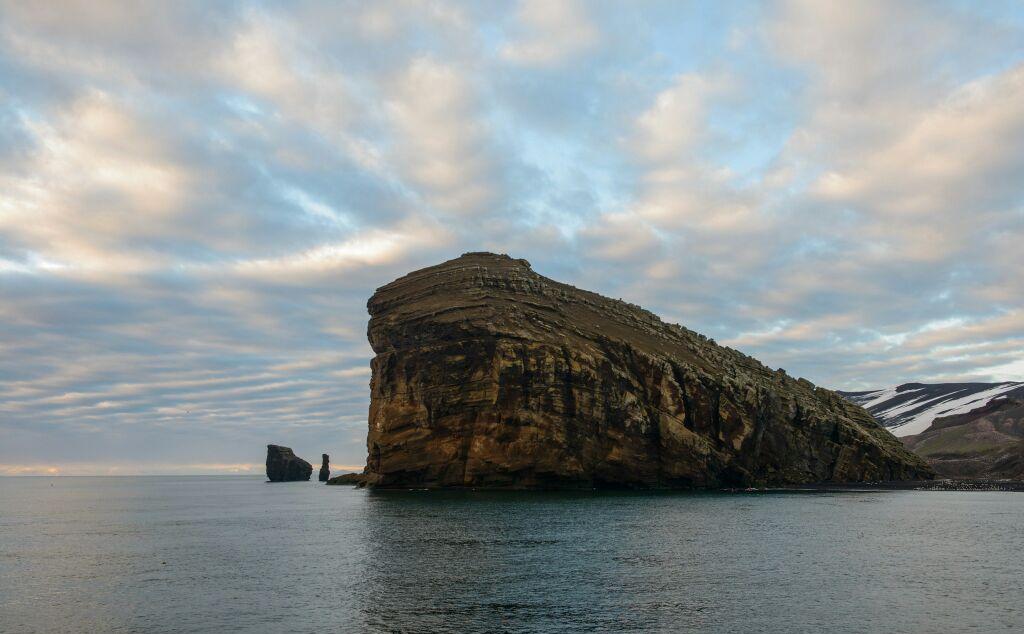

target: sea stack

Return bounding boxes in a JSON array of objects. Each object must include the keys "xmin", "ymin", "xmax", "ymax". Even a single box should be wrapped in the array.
[
  {"xmin": 265, "ymin": 445, "xmax": 313, "ymax": 482},
  {"xmin": 319, "ymin": 454, "xmax": 330, "ymax": 482},
  {"xmin": 360, "ymin": 252, "xmax": 932, "ymax": 489}
]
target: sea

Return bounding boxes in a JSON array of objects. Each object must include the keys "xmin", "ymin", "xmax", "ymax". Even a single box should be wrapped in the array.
[{"xmin": 1, "ymin": 476, "xmax": 1022, "ymax": 633}]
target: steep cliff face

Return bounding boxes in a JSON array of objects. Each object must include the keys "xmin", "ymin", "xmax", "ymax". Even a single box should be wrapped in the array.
[{"xmin": 363, "ymin": 252, "xmax": 931, "ymax": 488}]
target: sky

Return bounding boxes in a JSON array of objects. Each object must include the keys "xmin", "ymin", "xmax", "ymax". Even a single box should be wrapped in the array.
[{"xmin": 2, "ymin": 0, "xmax": 1023, "ymax": 475}]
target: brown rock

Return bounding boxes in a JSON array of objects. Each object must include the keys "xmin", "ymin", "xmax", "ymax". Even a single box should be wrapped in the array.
[
  {"xmin": 326, "ymin": 472, "xmax": 365, "ymax": 486},
  {"xmin": 361, "ymin": 252, "xmax": 932, "ymax": 489}
]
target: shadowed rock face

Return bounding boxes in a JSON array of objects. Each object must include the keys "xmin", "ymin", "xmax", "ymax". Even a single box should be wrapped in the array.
[
  {"xmin": 362, "ymin": 252, "xmax": 932, "ymax": 489},
  {"xmin": 265, "ymin": 445, "xmax": 312, "ymax": 482}
]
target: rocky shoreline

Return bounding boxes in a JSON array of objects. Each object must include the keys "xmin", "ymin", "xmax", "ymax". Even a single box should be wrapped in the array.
[{"xmin": 325, "ymin": 472, "xmax": 364, "ymax": 485}]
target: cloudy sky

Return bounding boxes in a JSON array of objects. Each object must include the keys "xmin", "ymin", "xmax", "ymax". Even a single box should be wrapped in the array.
[{"xmin": 2, "ymin": 1, "xmax": 1023, "ymax": 475}]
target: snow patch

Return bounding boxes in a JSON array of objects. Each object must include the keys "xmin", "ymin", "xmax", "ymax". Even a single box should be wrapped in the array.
[{"xmin": 858, "ymin": 386, "xmax": 924, "ymax": 410}]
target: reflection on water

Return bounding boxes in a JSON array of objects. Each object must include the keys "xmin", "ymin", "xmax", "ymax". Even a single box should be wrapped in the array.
[{"xmin": 1, "ymin": 478, "xmax": 1022, "ymax": 633}]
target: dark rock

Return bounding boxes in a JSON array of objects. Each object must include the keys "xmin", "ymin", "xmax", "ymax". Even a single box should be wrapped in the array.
[
  {"xmin": 326, "ymin": 472, "xmax": 364, "ymax": 486},
  {"xmin": 360, "ymin": 252, "xmax": 932, "ymax": 489},
  {"xmin": 319, "ymin": 454, "xmax": 330, "ymax": 482},
  {"xmin": 265, "ymin": 445, "xmax": 313, "ymax": 482}
]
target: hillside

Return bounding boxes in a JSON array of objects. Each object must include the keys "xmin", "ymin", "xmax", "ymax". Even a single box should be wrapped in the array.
[{"xmin": 899, "ymin": 398, "xmax": 1024, "ymax": 479}]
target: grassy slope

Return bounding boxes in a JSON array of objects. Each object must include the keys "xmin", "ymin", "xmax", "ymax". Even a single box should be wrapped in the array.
[{"xmin": 902, "ymin": 399, "xmax": 1024, "ymax": 478}]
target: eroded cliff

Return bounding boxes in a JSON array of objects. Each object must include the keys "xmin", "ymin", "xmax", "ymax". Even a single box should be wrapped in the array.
[{"xmin": 362, "ymin": 252, "xmax": 932, "ymax": 488}]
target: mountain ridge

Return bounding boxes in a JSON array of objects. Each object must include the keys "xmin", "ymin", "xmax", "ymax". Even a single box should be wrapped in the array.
[{"xmin": 840, "ymin": 382, "xmax": 1024, "ymax": 437}]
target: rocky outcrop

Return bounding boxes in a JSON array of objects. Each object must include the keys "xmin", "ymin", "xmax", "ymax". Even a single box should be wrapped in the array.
[
  {"xmin": 265, "ymin": 445, "xmax": 313, "ymax": 482},
  {"xmin": 362, "ymin": 252, "xmax": 932, "ymax": 489},
  {"xmin": 319, "ymin": 454, "xmax": 330, "ymax": 482},
  {"xmin": 326, "ymin": 472, "xmax": 365, "ymax": 486}
]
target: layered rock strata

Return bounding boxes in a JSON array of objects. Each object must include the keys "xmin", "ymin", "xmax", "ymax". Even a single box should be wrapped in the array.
[{"xmin": 362, "ymin": 252, "xmax": 932, "ymax": 488}]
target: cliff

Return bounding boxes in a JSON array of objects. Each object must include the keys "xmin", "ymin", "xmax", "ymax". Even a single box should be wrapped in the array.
[{"xmin": 362, "ymin": 252, "xmax": 932, "ymax": 488}]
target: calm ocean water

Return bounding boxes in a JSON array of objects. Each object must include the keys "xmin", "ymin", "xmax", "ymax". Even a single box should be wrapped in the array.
[{"xmin": 1, "ymin": 476, "xmax": 1022, "ymax": 633}]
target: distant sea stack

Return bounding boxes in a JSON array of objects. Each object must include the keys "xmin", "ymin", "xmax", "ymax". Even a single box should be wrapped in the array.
[
  {"xmin": 265, "ymin": 445, "xmax": 313, "ymax": 482},
  {"xmin": 361, "ymin": 252, "xmax": 932, "ymax": 489},
  {"xmin": 319, "ymin": 454, "xmax": 330, "ymax": 482}
]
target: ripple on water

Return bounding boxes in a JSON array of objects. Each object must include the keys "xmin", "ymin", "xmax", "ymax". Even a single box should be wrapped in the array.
[{"xmin": 1, "ymin": 479, "xmax": 1022, "ymax": 633}]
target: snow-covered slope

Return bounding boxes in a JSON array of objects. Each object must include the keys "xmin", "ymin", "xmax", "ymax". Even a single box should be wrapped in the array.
[{"xmin": 840, "ymin": 382, "xmax": 1024, "ymax": 437}]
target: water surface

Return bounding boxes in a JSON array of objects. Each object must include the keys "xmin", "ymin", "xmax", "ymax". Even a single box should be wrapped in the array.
[{"xmin": 1, "ymin": 476, "xmax": 1021, "ymax": 633}]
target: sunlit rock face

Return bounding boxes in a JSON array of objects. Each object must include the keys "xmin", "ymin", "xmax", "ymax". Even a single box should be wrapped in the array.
[{"xmin": 362, "ymin": 252, "xmax": 932, "ymax": 489}]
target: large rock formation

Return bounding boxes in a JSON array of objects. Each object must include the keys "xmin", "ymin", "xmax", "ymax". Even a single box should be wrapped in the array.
[
  {"xmin": 319, "ymin": 454, "xmax": 330, "ymax": 482},
  {"xmin": 362, "ymin": 252, "xmax": 932, "ymax": 488},
  {"xmin": 265, "ymin": 445, "xmax": 313, "ymax": 482}
]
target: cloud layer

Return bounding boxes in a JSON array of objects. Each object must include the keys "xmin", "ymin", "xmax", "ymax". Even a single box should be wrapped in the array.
[{"xmin": 2, "ymin": 0, "xmax": 1022, "ymax": 473}]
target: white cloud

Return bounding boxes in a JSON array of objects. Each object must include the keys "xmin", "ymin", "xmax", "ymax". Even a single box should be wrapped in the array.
[
  {"xmin": 220, "ymin": 14, "xmax": 349, "ymax": 138},
  {"xmin": 810, "ymin": 63, "xmax": 1024, "ymax": 260},
  {"xmin": 501, "ymin": 0, "xmax": 599, "ymax": 67},
  {"xmin": 632, "ymin": 74, "xmax": 723, "ymax": 163},
  {"xmin": 386, "ymin": 57, "xmax": 499, "ymax": 215},
  {"xmin": 231, "ymin": 221, "xmax": 451, "ymax": 279},
  {"xmin": 0, "ymin": 0, "xmax": 1022, "ymax": 473},
  {"xmin": 0, "ymin": 92, "xmax": 195, "ymax": 271}
]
